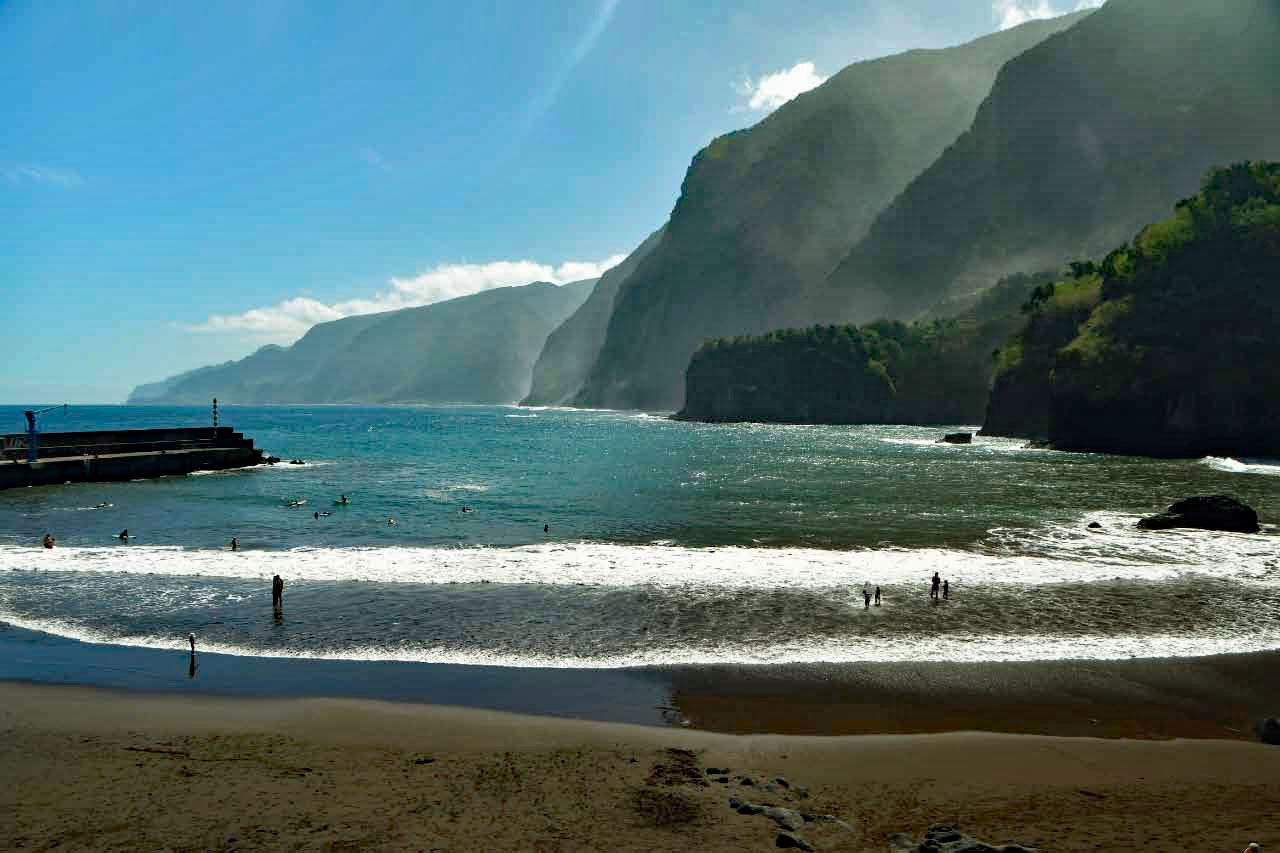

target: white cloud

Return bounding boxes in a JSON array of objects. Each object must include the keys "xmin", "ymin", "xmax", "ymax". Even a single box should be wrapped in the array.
[
  {"xmin": 3, "ymin": 164, "xmax": 82, "ymax": 188},
  {"xmin": 735, "ymin": 61, "xmax": 828, "ymax": 112},
  {"xmin": 183, "ymin": 254, "xmax": 627, "ymax": 342},
  {"xmin": 993, "ymin": 0, "xmax": 1103, "ymax": 30}
]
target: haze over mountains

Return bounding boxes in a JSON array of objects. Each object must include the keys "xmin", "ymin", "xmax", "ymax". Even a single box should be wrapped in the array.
[
  {"xmin": 134, "ymin": 0, "xmax": 1280, "ymax": 422},
  {"xmin": 572, "ymin": 13, "xmax": 1085, "ymax": 411},
  {"xmin": 130, "ymin": 281, "xmax": 592, "ymax": 405},
  {"xmin": 521, "ymin": 228, "xmax": 664, "ymax": 407},
  {"xmin": 821, "ymin": 0, "xmax": 1280, "ymax": 322}
]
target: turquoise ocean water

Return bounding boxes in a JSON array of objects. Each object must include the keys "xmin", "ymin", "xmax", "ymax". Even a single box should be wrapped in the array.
[{"xmin": 0, "ymin": 404, "xmax": 1276, "ymax": 667}]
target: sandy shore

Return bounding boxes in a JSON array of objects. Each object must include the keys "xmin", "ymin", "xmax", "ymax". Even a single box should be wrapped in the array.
[{"xmin": 3, "ymin": 682, "xmax": 1278, "ymax": 852}]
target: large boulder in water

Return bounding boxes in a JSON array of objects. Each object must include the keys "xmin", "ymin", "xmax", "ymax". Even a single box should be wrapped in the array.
[{"xmin": 1136, "ymin": 495, "xmax": 1260, "ymax": 533}]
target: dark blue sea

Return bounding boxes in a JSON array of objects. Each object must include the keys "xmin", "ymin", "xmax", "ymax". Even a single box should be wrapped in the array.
[{"xmin": 1, "ymin": 404, "xmax": 1277, "ymax": 667}]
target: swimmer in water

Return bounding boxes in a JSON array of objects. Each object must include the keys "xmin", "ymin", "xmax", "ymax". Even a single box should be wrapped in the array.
[
  {"xmin": 387, "ymin": 517, "xmax": 396, "ymax": 525},
  {"xmin": 42, "ymin": 533, "xmax": 55, "ymax": 549},
  {"xmin": 314, "ymin": 511, "xmax": 319, "ymax": 519},
  {"xmin": 461, "ymin": 506, "xmax": 471, "ymax": 513},
  {"xmin": 118, "ymin": 529, "xmax": 129, "ymax": 541},
  {"xmin": 230, "ymin": 537, "xmax": 239, "ymax": 551}
]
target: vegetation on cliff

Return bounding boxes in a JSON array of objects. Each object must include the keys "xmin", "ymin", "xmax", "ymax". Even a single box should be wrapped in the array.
[
  {"xmin": 984, "ymin": 162, "xmax": 1280, "ymax": 457},
  {"xmin": 676, "ymin": 273, "xmax": 1051, "ymax": 424}
]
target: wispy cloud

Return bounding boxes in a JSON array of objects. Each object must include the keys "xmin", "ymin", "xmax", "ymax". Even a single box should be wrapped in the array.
[
  {"xmin": 4, "ymin": 164, "xmax": 83, "ymax": 188},
  {"xmin": 515, "ymin": 0, "xmax": 620, "ymax": 140},
  {"xmin": 734, "ymin": 61, "xmax": 827, "ymax": 113},
  {"xmin": 357, "ymin": 146, "xmax": 392, "ymax": 173},
  {"xmin": 183, "ymin": 254, "xmax": 627, "ymax": 341},
  {"xmin": 993, "ymin": 0, "xmax": 1103, "ymax": 30}
]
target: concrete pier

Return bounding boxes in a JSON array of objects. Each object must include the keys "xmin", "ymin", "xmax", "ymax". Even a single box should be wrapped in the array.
[{"xmin": 0, "ymin": 426, "xmax": 264, "ymax": 489}]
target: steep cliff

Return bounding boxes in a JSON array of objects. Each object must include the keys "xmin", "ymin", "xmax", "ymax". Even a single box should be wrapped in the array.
[
  {"xmin": 824, "ymin": 0, "xmax": 1280, "ymax": 321},
  {"xmin": 574, "ymin": 13, "xmax": 1087, "ymax": 411},
  {"xmin": 521, "ymin": 228, "xmax": 663, "ymax": 406}
]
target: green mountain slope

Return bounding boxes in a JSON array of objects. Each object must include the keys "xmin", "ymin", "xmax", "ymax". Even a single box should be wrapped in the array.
[
  {"xmin": 128, "ymin": 281, "xmax": 594, "ymax": 405},
  {"xmin": 675, "ymin": 272, "xmax": 1050, "ymax": 425},
  {"xmin": 984, "ymin": 162, "xmax": 1280, "ymax": 457},
  {"xmin": 824, "ymin": 0, "xmax": 1280, "ymax": 322},
  {"xmin": 573, "ymin": 13, "xmax": 1087, "ymax": 411},
  {"xmin": 521, "ymin": 227, "xmax": 664, "ymax": 406}
]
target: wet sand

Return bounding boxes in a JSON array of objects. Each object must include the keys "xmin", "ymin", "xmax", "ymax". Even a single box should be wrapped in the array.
[
  {"xmin": 3, "ymin": 681, "xmax": 1278, "ymax": 852},
  {"xmin": 5, "ymin": 623, "xmax": 1280, "ymax": 739}
]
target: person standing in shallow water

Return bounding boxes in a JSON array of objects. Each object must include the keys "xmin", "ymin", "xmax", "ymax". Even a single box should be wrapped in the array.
[
  {"xmin": 874, "ymin": 585, "xmax": 882, "ymax": 606},
  {"xmin": 863, "ymin": 587, "xmax": 871, "ymax": 609},
  {"xmin": 272, "ymin": 574, "xmax": 284, "ymax": 610},
  {"xmin": 930, "ymin": 571, "xmax": 941, "ymax": 600},
  {"xmin": 943, "ymin": 579, "xmax": 950, "ymax": 600}
]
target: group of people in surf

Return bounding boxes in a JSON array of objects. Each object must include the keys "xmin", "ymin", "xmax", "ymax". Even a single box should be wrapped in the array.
[{"xmin": 860, "ymin": 572, "xmax": 953, "ymax": 609}]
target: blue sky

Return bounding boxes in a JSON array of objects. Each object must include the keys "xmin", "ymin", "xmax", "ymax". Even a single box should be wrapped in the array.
[{"xmin": 1, "ymin": 0, "xmax": 1093, "ymax": 404}]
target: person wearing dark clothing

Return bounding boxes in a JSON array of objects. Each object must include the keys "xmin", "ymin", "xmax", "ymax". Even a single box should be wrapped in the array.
[
  {"xmin": 863, "ymin": 588, "xmax": 871, "ymax": 609},
  {"xmin": 118, "ymin": 529, "xmax": 129, "ymax": 541},
  {"xmin": 272, "ymin": 574, "xmax": 284, "ymax": 609},
  {"xmin": 943, "ymin": 579, "xmax": 950, "ymax": 600},
  {"xmin": 874, "ymin": 586, "xmax": 881, "ymax": 606},
  {"xmin": 930, "ymin": 572, "xmax": 941, "ymax": 600}
]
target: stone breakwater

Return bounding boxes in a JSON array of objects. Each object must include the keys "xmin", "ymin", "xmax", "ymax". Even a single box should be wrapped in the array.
[{"xmin": 0, "ymin": 426, "xmax": 263, "ymax": 489}]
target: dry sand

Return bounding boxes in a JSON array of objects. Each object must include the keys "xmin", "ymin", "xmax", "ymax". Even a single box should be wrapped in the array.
[{"xmin": 2, "ymin": 682, "xmax": 1278, "ymax": 851}]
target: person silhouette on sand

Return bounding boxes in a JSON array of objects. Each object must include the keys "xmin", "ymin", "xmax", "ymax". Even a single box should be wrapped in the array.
[{"xmin": 930, "ymin": 571, "xmax": 941, "ymax": 600}]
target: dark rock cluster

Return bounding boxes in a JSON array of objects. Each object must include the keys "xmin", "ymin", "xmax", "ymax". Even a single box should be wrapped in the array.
[
  {"xmin": 888, "ymin": 824, "xmax": 1038, "ymax": 853},
  {"xmin": 1136, "ymin": 495, "xmax": 1260, "ymax": 533}
]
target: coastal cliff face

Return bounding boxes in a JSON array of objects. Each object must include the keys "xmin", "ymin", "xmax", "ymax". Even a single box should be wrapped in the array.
[
  {"xmin": 677, "ymin": 274, "xmax": 1047, "ymax": 425},
  {"xmin": 979, "ymin": 278, "xmax": 1099, "ymax": 440},
  {"xmin": 985, "ymin": 162, "xmax": 1280, "ymax": 457},
  {"xmin": 128, "ymin": 280, "xmax": 594, "ymax": 405},
  {"xmin": 521, "ymin": 228, "xmax": 663, "ymax": 407},
  {"xmin": 822, "ymin": 0, "xmax": 1280, "ymax": 322},
  {"xmin": 572, "ymin": 14, "xmax": 1086, "ymax": 412}
]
